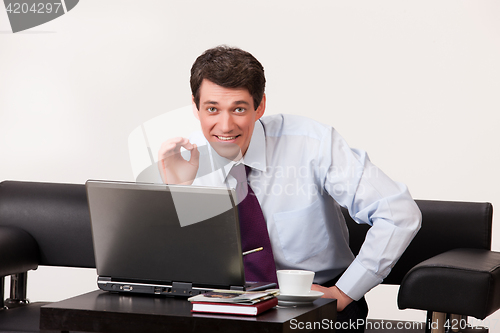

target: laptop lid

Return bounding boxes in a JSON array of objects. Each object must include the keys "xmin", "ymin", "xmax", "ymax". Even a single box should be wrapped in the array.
[{"xmin": 86, "ymin": 180, "xmax": 247, "ymax": 292}]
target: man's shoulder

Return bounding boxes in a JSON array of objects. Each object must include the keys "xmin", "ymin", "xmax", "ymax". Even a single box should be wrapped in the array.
[{"xmin": 260, "ymin": 114, "xmax": 331, "ymax": 139}]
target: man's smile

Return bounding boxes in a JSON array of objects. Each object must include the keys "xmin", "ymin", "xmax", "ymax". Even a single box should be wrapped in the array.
[{"xmin": 215, "ymin": 135, "xmax": 240, "ymax": 141}]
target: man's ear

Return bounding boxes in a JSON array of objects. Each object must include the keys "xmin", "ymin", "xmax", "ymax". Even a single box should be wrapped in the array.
[
  {"xmin": 255, "ymin": 93, "xmax": 266, "ymax": 120},
  {"xmin": 192, "ymin": 95, "xmax": 200, "ymax": 120}
]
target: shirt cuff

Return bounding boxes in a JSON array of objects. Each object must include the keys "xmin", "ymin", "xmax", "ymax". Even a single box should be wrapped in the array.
[{"xmin": 335, "ymin": 258, "xmax": 383, "ymax": 301}]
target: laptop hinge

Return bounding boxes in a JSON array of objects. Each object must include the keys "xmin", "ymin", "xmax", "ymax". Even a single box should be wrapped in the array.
[
  {"xmin": 171, "ymin": 282, "xmax": 193, "ymax": 296},
  {"xmin": 230, "ymin": 285, "xmax": 245, "ymax": 291}
]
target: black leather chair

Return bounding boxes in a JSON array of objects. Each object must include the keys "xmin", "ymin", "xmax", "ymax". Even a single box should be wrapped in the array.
[
  {"xmin": 0, "ymin": 181, "xmax": 95, "ymax": 332},
  {"xmin": 0, "ymin": 180, "xmax": 499, "ymax": 332},
  {"xmin": 344, "ymin": 200, "xmax": 498, "ymax": 333}
]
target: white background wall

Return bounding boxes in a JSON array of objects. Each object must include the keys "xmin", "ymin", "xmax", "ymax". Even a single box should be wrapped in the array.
[{"xmin": 1, "ymin": 0, "xmax": 499, "ymax": 327}]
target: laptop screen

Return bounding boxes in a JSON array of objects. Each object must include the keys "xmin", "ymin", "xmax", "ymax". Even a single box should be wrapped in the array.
[{"xmin": 86, "ymin": 180, "xmax": 245, "ymax": 289}]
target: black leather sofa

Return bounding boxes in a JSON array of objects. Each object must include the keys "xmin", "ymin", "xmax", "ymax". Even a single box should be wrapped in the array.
[{"xmin": 0, "ymin": 180, "xmax": 499, "ymax": 332}]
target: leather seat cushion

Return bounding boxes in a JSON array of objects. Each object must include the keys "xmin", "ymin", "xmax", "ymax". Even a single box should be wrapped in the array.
[{"xmin": 398, "ymin": 248, "xmax": 500, "ymax": 319}]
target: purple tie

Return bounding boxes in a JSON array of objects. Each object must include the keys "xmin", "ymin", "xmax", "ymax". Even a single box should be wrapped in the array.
[{"xmin": 231, "ymin": 164, "xmax": 278, "ymax": 284}]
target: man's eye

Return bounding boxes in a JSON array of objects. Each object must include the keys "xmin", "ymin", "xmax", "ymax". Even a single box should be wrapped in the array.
[
  {"xmin": 234, "ymin": 107, "xmax": 245, "ymax": 113},
  {"xmin": 207, "ymin": 107, "xmax": 217, "ymax": 112}
]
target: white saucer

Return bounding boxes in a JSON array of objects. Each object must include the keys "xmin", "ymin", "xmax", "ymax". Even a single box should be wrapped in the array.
[
  {"xmin": 277, "ymin": 290, "xmax": 324, "ymax": 303},
  {"xmin": 277, "ymin": 299, "xmax": 313, "ymax": 307}
]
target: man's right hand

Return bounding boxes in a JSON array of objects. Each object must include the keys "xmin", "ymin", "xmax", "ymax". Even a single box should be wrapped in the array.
[{"xmin": 158, "ymin": 137, "xmax": 200, "ymax": 185}]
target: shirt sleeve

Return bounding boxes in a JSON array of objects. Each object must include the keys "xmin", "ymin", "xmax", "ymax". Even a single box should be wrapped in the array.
[{"xmin": 321, "ymin": 128, "xmax": 422, "ymax": 301}]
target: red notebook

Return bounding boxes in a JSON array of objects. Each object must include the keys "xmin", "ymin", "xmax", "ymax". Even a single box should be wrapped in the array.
[{"xmin": 191, "ymin": 297, "xmax": 278, "ymax": 316}]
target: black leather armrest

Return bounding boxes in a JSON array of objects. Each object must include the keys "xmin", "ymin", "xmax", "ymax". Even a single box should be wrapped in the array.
[
  {"xmin": 398, "ymin": 248, "xmax": 500, "ymax": 319},
  {"xmin": 0, "ymin": 226, "xmax": 39, "ymax": 277}
]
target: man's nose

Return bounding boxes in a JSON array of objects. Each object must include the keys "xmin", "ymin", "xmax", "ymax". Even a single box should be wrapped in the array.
[{"xmin": 219, "ymin": 111, "xmax": 235, "ymax": 133}]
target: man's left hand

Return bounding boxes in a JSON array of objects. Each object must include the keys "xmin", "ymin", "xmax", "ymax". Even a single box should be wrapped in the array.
[{"xmin": 311, "ymin": 284, "xmax": 353, "ymax": 311}]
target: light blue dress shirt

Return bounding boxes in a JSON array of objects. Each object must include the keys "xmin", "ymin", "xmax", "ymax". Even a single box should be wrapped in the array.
[{"xmin": 190, "ymin": 113, "xmax": 422, "ymax": 300}]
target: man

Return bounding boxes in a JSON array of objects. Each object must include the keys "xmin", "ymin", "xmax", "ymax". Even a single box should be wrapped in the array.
[{"xmin": 158, "ymin": 46, "xmax": 421, "ymax": 331}]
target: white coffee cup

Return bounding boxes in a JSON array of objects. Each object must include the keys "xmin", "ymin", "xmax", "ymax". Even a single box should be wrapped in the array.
[{"xmin": 277, "ymin": 270, "xmax": 315, "ymax": 295}]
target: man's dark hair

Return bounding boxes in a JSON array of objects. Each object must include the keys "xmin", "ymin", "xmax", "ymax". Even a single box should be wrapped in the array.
[{"xmin": 190, "ymin": 45, "xmax": 266, "ymax": 110}]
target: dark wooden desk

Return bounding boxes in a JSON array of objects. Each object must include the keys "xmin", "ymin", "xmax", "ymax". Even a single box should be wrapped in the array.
[{"xmin": 40, "ymin": 290, "xmax": 337, "ymax": 332}]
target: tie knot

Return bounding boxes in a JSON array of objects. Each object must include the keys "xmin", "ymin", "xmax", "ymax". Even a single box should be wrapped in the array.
[
  {"xmin": 230, "ymin": 163, "xmax": 250, "ymax": 183},
  {"xmin": 230, "ymin": 164, "xmax": 250, "ymax": 203},
  {"xmin": 245, "ymin": 165, "xmax": 252, "ymax": 177}
]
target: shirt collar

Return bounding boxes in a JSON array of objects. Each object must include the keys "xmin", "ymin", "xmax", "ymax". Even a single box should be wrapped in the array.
[{"xmin": 242, "ymin": 119, "xmax": 267, "ymax": 172}]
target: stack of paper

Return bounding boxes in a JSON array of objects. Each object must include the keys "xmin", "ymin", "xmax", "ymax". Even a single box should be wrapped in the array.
[{"xmin": 188, "ymin": 289, "xmax": 279, "ymax": 316}]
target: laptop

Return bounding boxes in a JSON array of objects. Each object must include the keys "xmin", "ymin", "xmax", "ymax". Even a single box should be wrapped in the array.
[{"xmin": 86, "ymin": 180, "xmax": 276, "ymax": 297}]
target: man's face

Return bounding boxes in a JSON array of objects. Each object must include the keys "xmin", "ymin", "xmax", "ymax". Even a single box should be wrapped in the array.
[{"xmin": 194, "ymin": 79, "xmax": 265, "ymax": 160}]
